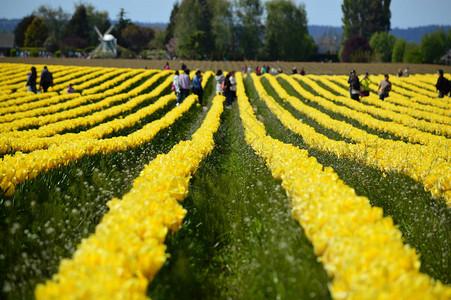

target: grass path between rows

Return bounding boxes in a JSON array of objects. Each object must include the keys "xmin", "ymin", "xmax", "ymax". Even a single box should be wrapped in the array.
[{"xmin": 148, "ymin": 90, "xmax": 331, "ymax": 299}]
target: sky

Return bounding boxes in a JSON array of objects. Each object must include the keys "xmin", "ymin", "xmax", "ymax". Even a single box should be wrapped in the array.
[{"xmin": 1, "ymin": 0, "xmax": 451, "ymax": 29}]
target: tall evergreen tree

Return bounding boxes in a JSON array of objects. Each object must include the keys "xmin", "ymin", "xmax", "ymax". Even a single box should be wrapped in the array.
[
  {"xmin": 113, "ymin": 8, "xmax": 132, "ymax": 48},
  {"xmin": 14, "ymin": 15, "xmax": 36, "ymax": 47},
  {"xmin": 64, "ymin": 4, "xmax": 90, "ymax": 40},
  {"xmin": 264, "ymin": 0, "xmax": 314, "ymax": 61},
  {"xmin": 342, "ymin": 0, "xmax": 391, "ymax": 40},
  {"xmin": 234, "ymin": 0, "xmax": 264, "ymax": 60}
]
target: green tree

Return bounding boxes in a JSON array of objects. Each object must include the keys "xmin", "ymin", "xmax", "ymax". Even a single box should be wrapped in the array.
[
  {"xmin": 263, "ymin": 0, "xmax": 314, "ymax": 61},
  {"xmin": 64, "ymin": 4, "xmax": 90, "ymax": 41},
  {"xmin": 234, "ymin": 0, "xmax": 264, "ymax": 60},
  {"xmin": 174, "ymin": 0, "xmax": 221, "ymax": 59},
  {"xmin": 208, "ymin": 0, "xmax": 233, "ymax": 58},
  {"xmin": 403, "ymin": 42, "xmax": 421, "ymax": 63},
  {"xmin": 391, "ymin": 38, "xmax": 406, "ymax": 62},
  {"xmin": 121, "ymin": 24, "xmax": 155, "ymax": 53},
  {"xmin": 420, "ymin": 29, "xmax": 447, "ymax": 64},
  {"xmin": 24, "ymin": 17, "xmax": 48, "ymax": 47},
  {"xmin": 14, "ymin": 15, "xmax": 35, "ymax": 47},
  {"xmin": 113, "ymin": 8, "xmax": 132, "ymax": 48},
  {"xmin": 342, "ymin": 0, "xmax": 391, "ymax": 40},
  {"xmin": 33, "ymin": 5, "xmax": 69, "ymax": 42},
  {"xmin": 369, "ymin": 31, "xmax": 396, "ymax": 62}
]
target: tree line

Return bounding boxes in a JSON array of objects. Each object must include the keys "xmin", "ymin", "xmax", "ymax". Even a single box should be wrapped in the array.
[{"xmin": 11, "ymin": 0, "xmax": 451, "ymax": 64}]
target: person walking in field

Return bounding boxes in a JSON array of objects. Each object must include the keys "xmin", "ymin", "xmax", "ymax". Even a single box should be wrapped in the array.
[
  {"xmin": 173, "ymin": 70, "xmax": 181, "ymax": 104},
  {"xmin": 229, "ymin": 71, "xmax": 237, "ymax": 102},
  {"xmin": 378, "ymin": 74, "xmax": 392, "ymax": 100},
  {"xmin": 39, "ymin": 66, "xmax": 53, "ymax": 93},
  {"xmin": 178, "ymin": 69, "xmax": 191, "ymax": 105},
  {"xmin": 403, "ymin": 67, "xmax": 410, "ymax": 77},
  {"xmin": 215, "ymin": 70, "xmax": 225, "ymax": 95},
  {"xmin": 192, "ymin": 69, "xmax": 204, "ymax": 106},
  {"xmin": 435, "ymin": 69, "xmax": 450, "ymax": 98},
  {"xmin": 348, "ymin": 70, "xmax": 360, "ymax": 101},
  {"xmin": 26, "ymin": 66, "xmax": 37, "ymax": 93},
  {"xmin": 360, "ymin": 72, "xmax": 371, "ymax": 97},
  {"xmin": 223, "ymin": 73, "xmax": 233, "ymax": 108},
  {"xmin": 164, "ymin": 62, "xmax": 170, "ymax": 70}
]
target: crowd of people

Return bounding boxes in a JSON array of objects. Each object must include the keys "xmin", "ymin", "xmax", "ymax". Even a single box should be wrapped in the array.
[
  {"xmin": 171, "ymin": 65, "xmax": 237, "ymax": 109},
  {"xmin": 24, "ymin": 63, "xmax": 450, "ymax": 106}
]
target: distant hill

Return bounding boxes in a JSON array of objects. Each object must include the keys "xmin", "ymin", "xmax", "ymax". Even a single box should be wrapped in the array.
[
  {"xmin": 0, "ymin": 18, "xmax": 21, "ymax": 33},
  {"xmin": 308, "ymin": 24, "xmax": 451, "ymax": 44},
  {"xmin": 389, "ymin": 25, "xmax": 451, "ymax": 43}
]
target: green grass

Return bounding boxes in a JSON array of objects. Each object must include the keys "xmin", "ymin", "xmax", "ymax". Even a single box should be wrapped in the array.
[
  {"xmin": 246, "ymin": 75, "xmax": 451, "ymax": 284},
  {"xmin": 147, "ymin": 85, "xmax": 331, "ymax": 300}
]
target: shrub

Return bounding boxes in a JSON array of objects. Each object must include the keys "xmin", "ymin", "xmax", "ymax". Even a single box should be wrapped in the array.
[
  {"xmin": 340, "ymin": 35, "xmax": 372, "ymax": 62},
  {"xmin": 403, "ymin": 43, "xmax": 422, "ymax": 64},
  {"xmin": 392, "ymin": 38, "xmax": 407, "ymax": 63},
  {"xmin": 140, "ymin": 49, "xmax": 169, "ymax": 60}
]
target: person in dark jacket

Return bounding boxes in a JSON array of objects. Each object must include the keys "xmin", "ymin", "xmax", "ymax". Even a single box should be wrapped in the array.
[
  {"xmin": 192, "ymin": 70, "xmax": 203, "ymax": 106},
  {"xmin": 436, "ymin": 69, "xmax": 450, "ymax": 98},
  {"xmin": 39, "ymin": 66, "xmax": 53, "ymax": 93},
  {"xmin": 348, "ymin": 70, "xmax": 360, "ymax": 101},
  {"xmin": 26, "ymin": 66, "xmax": 37, "ymax": 93},
  {"xmin": 223, "ymin": 73, "xmax": 233, "ymax": 107}
]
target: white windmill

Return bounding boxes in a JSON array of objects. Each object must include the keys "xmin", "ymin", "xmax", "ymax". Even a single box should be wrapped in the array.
[{"xmin": 94, "ymin": 25, "xmax": 117, "ymax": 56}]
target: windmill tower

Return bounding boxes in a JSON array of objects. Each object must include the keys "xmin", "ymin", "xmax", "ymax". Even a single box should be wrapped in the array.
[{"xmin": 94, "ymin": 25, "xmax": 117, "ymax": 56}]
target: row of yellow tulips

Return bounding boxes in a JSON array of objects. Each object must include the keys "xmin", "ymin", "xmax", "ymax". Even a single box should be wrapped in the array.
[
  {"xmin": 0, "ymin": 91, "xmax": 60, "ymax": 110},
  {"xmin": 35, "ymin": 95, "xmax": 224, "ymax": 300},
  {"xmin": 50, "ymin": 67, "xmax": 110, "ymax": 92},
  {"xmin": 0, "ymin": 93, "xmax": 79, "ymax": 119},
  {"xmin": 252, "ymin": 73, "xmax": 451, "ymax": 205},
  {"xmin": 391, "ymin": 76, "xmax": 438, "ymax": 98},
  {"xmin": 237, "ymin": 72, "xmax": 451, "ymax": 299}
]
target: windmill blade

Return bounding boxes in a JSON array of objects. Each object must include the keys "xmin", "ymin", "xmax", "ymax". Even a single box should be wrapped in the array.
[
  {"xmin": 104, "ymin": 24, "xmax": 114, "ymax": 35},
  {"xmin": 94, "ymin": 26, "xmax": 103, "ymax": 39}
]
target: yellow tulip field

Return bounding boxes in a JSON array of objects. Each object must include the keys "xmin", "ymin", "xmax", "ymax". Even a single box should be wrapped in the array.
[{"xmin": 0, "ymin": 63, "xmax": 450, "ymax": 299}]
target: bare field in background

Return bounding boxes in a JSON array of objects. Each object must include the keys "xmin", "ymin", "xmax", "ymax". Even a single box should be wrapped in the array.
[{"xmin": 2, "ymin": 57, "xmax": 451, "ymax": 75}]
